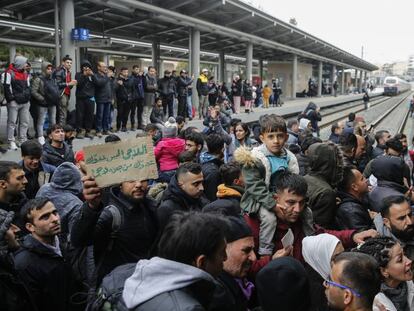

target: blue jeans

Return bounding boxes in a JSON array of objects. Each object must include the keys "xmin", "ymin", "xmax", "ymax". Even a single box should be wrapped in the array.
[
  {"xmin": 96, "ymin": 102, "xmax": 111, "ymax": 132},
  {"xmin": 187, "ymin": 95, "xmax": 192, "ymax": 118}
]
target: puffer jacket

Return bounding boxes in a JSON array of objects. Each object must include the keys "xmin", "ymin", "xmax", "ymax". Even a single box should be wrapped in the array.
[
  {"xmin": 3, "ymin": 63, "xmax": 31, "ymax": 104},
  {"xmin": 176, "ymin": 75, "xmax": 193, "ymax": 97},
  {"xmin": 158, "ymin": 175, "xmax": 209, "ymax": 229},
  {"xmin": 234, "ymin": 145, "xmax": 299, "ymax": 214},
  {"xmin": 42, "ymin": 141, "xmax": 75, "ymax": 168},
  {"xmin": 36, "ymin": 162, "xmax": 83, "ymax": 237},
  {"xmin": 144, "ymin": 74, "xmax": 157, "ymax": 93},
  {"xmin": 149, "ymin": 106, "xmax": 165, "ymax": 124},
  {"xmin": 231, "ymin": 79, "xmax": 242, "ymax": 97},
  {"xmin": 123, "ymin": 257, "xmax": 217, "ymax": 311},
  {"xmin": 53, "ymin": 66, "xmax": 72, "ymax": 94},
  {"xmin": 369, "ymin": 156, "xmax": 408, "ymax": 212},
  {"xmin": 196, "ymin": 73, "xmax": 209, "ymax": 96},
  {"xmin": 94, "ymin": 72, "xmax": 112, "ymax": 103},
  {"xmin": 154, "ymin": 137, "xmax": 185, "ymax": 172},
  {"xmin": 335, "ymin": 192, "xmax": 373, "ymax": 230},
  {"xmin": 304, "ymin": 142, "xmax": 343, "ymax": 229},
  {"xmin": 158, "ymin": 76, "xmax": 176, "ymax": 96},
  {"xmin": 202, "ymin": 184, "xmax": 243, "ymax": 217},
  {"xmin": 243, "ymin": 84, "xmax": 253, "ymax": 101}
]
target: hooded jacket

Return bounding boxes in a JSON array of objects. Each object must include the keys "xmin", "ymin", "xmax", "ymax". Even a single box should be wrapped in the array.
[
  {"xmin": 369, "ymin": 156, "xmax": 408, "ymax": 212},
  {"xmin": 200, "ymin": 152, "xmax": 224, "ymax": 202},
  {"xmin": 19, "ymin": 160, "xmax": 55, "ymax": 200},
  {"xmin": 158, "ymin": 75, "xmax": 177, "ymax": 96},
  {"xmin": 202, "ymin": 184, "xmax": 243, "ymax": 217},
  {"xmin": 42, "ymin": 141, "xmax": 75, "ymax": 168},
  {"xmin": 304, "ymin": 142, "xmax": 343, "ymax": 229},
  {"xmin": 123, "ymin": 257, "xmax": 217, "ymax": 311},
  {"xmin": 335, "ymin": 191, "xmax": 373, "ymax": 230},
  {"xmin": 303, "ymin": 102, "xmax": 322, "ymax": 132},
  {"xmin": 36, "ymin": 163, "xmax": 82, "ymax": 237},
  {"xmin": 287, "ymin": 129, "xmax": 299, "ymax": 145},
  {"xmin": 13, "ymin": 234, "xmax": 75, "ymax": 311},
  {"xmin": 31, "ymin": 62, "xmax": 60, "ymax": 107},
  {"xmin": 71, "ymin": 187, "xmax": 158, "ymax": 283},
  {"xmin": 154, "ymin": 137, "xmax": 185, "ymax": 172},
  {"xmin": 3, "ymin": 59, "xmax": 31, "ymax": 104},
  {"xmin": 75, "ymin": 71, "xmax": 96, "ymax": 99},
  {"xmin": 158, "ymin": 175, "xmax": 210, "ymax": 229},
  {"xmin": 234, "ymin": 145, "xmax": 299, "ymax": 214}
]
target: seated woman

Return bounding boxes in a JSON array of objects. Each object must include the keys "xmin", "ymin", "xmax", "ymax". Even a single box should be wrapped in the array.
[
  {"xmin": 233, "ymin": 122, "xmax": 252, "ymax": 148},
  {"xmin": 355, "ymin": 236, "xmax": 414, "ymax": 311},
  {"xmin": 302, "ymin": 233, "xmax": 345, "ymax": 311}
]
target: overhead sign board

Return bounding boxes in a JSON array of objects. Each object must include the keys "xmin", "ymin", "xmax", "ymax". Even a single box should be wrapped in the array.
[{"xmin": 75, "ymin": 37, "xmax": 112, "ymax": 48}]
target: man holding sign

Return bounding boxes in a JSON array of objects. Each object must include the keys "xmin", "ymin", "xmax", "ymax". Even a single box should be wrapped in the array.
[{"xmin": 70, "ymin": 137, "xmax": 159, "ymax": 284}]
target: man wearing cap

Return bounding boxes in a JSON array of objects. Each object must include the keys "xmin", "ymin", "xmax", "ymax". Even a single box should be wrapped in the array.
[
  {"xmin": 176, "ymin": 69, "xmax": 194, "ymax": 119},
  {"xmin": 75, "ymin": 62, "xmax": 96, "ymax": 139},
  {"xmin": 158, "ymin": 69, "xmax": 176, "ymax": 118},
  {"xmin": 0, "ymin": 208, "xmax": 37, "ymax": 311},
  {"xmin": 209, "ymin": 216, "xmax": 257, "ymax": 311},
  {"xmin": 2, "ymin": 55, "xmax": 31, "ymax": 150},
  {"xmin": 197, "ymin": 68, "xmax": 209, "ymax": 119}
]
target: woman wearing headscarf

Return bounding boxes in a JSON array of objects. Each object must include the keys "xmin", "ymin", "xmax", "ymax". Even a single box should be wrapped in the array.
[
  {"xmin": 355, "ymin": 237, "xmax": 414, "ymax": 311},
  {"xmin": 302, "ymin": 233, "xmax": 345, "ymax": 311}
]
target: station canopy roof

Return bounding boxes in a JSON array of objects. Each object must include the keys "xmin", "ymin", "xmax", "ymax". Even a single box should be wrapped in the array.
[{"xmin": 0, "ymin": 0, "xmax": 377, "ymax": 70}]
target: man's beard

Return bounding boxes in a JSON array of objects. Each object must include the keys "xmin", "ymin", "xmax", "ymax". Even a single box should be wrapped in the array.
[{"xmin": 391, "ymin": 224, "xmax": 414, "ymax": 242}]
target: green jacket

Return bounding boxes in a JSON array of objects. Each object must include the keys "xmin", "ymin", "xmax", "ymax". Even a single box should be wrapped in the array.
[{"xmin": 234, "ymin": 144, "xmax": 299, "ymax": 214}]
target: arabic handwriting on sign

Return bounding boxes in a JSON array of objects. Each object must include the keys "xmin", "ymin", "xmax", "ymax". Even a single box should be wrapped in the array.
[{"xmin": 86, "ymin": 144, "xmax": 148, "ymax": 164}]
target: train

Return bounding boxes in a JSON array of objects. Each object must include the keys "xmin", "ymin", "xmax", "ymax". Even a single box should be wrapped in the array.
[{"xmin": 383, "ymin": 76, "xmax": 411, "ymax": 95}]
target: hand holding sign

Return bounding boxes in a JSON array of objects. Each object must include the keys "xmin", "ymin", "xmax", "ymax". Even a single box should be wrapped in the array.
[{"xmin": 83, "ymin": 137, "xmax": 158, "ymax": 188}]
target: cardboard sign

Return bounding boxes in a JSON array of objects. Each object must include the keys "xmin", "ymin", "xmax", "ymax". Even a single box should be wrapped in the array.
[{"xmin": 84, "ymin": 137, "xmax": 158, "ymax": 187}]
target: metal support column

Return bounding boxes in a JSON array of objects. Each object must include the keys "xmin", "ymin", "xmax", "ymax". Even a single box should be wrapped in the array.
[
  {"xmin": 152, "ymin": 41, "xmax": 161, "ymax": 76},
  {"xmin": 189, "ymin": 28, "xmax": 200, "ymax": 110},
  {"xmin": 317, "ymin": 61, "xmax": 323, "ymax": 97},
  {"xmin": 341, "ymin": 68, "xmax": 345, "ymax": 95},
  {"xmin": 9, "ymin": 43, "xmax": 16, "ymax": 64},
  {"xmin": 359, "ymin": 70, "xmax": 363, "ymax": 92},
  {"xmin": 259, "ymin": 59, "xmax": 264, "ymax": 87},
  {"xmin": 54, "ymin": 0, "xmax": 60, "ymax": 67},
  {"xmin": 331, "ymin": 65, "xmax": 336, "ymax": 83},
  {"xmin": 246, "ymin": 42, "xmax": 253, "ymax": 82},
  {"xmin": 354, "ymin": 69, "xmax": 358, "ymax": 91},
  {"xmin": 218, "ymin": 50, "xmax": 225, "ymax": 83},
  {"xmin": 103, "ymin": 54, "xmax": 110, "ymax": 65},
  {"xmin": 291, "ymin": 54, "xmax": 297, "ymax": 99}
]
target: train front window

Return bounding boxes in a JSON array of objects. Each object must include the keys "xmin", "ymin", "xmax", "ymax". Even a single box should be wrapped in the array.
[{"xmin": 385, "ymin": 79, "xmax": 397, "ymax": 84}]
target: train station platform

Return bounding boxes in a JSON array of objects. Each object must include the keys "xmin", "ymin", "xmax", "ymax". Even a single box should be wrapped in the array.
[{"xmin": 0, "ymin": 90, "xmax": 383, "ymax": 161}]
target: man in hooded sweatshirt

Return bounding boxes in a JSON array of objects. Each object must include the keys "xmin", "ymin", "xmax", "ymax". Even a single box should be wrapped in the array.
[
  {"xmin": 2, "ymin": 55, "xmax": 31, "ymax": 150},
  {"xmin": 122, "ymin": 211, "xmax": 227, "ymax": 311},
  {"xmin": 30, "ymin": 62, "xmax": 60, "ymax": 145},
  {"xmin": 304, "ymin": 142, "xmax": 344, "ymax": 229},
  {"xmin": 36, "ymin": 162, "xmax": 83, "ymax": 239}
]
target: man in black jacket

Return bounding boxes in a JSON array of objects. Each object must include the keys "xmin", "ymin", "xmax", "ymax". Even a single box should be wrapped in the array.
[
  {"xmin": 0, "ymin": 161, "xmax": 28, "ymax": 230},
  {"xmin": 372, "ymin": 130, "xmax": 391, "ymax": 159},
  {"xmin": 130, "ymin": 65, "xmax": 145, "ymax": 130},
  {"xmin": 0, "ymin": 208, "xmax": 37, "ymax": 311},
  {"xmin": 53, "ymin": 55, "xmax": 77, "ymax": 125},
  {"xmin": 158, "ymin": 69, "xmax": 176, "ymax": 118},
  {"xmin": 71, "ymin": 176, "xmax": 159, "ymax": 284},
  {"xmin": 176, "ymin": 70, "xmax": 193, "ymax": 119},
  {"xmin": 42, "ymin": 124, "xmax": 75, "ymax": 168},
  {"xmin": 14, "ymin": 198, "xmax": 77, "ymax": 311},
  {"xmin": 75, "ymin": 62, "xmax": 96, "ymax": 139},
  {"xmin": 115, "ymin": 67, "xmax": 134, "ymax": 132},
  {"xmin": 143, "ymin": 66, "xmax": 158, "ymax": 126},
  {"xmin": 158, "ymin": 162, "xmax": 209, "ymax": 229},
  {"xmin": 335, "ymin": 166, "xmax": 373, "ymax": 230},
  {"xmin": 94, "ymin": 61, "xmax": 112, "ymax": 137}
]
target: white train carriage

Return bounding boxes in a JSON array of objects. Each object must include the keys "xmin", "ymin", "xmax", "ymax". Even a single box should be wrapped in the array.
[{"xmin": 383, "ymin": 76, "xmax": 411, "ymax": 95}]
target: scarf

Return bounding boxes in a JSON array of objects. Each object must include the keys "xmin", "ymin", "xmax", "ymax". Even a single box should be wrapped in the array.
[
  {"xmin": 235, "ymin": 277, "xmax": 255, "ymax": 300},
  {"xmin": 381, "ymin": 282, "xmax": 409, "ymax": 311}
]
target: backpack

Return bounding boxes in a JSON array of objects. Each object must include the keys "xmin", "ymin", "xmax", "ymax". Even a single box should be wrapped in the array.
[
  {"xmin": 69, "ymin": 205, "xmax": 123, "ymax": 299},
  {"xmin": 87, "ymin": 263, "xmax": 135, "ymax": 311},
  {"xmin": 0, "ymin": 72, "xmax": 5, "ymax": 105}
]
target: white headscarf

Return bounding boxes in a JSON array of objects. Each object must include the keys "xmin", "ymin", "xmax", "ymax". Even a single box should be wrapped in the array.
[
  {"xmin": 302, "ymin": 233, "xmax": 340, "ymax": 280},
  {"xmin": 299, "ymin": 118, "xmax": 311, "ymax": 131}
]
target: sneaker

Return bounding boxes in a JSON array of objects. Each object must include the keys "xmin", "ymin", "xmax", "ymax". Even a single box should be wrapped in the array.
[
  {"xmin": 130, "ymin": 127, "xmax": 136, "ymax": 132},
  {"xmin": 9, "ymin": 141, "xmax": 18, "ymax": 150},
  {"xmin": 85, "ymin": 132, "xmax": 94, "ymax": 139},
  {"xmin": 76, "ymin": 131, "xmax": 85, "ymax": 139},
  {"xmin": 121, "ymin": 127, "xmax": 127, "ymax": 132},
  {"xmin": 0, "ymin": 146, "xmax": 7, "ymax": 154},
  {"xmin": 102, "ymin": 130, "xmax": 110, "ymax": 135},
  {"xmin": 38, "ymin": 136, "xmax": 45, "ymax": 145},
  {"xmin": 96, "ymin": 132, "xmax": 103, "ymax": 138}
]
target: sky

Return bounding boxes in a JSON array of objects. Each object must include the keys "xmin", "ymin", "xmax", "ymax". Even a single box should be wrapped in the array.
[{"xmin": 250, "ymin": 0, "xmax": 414, "ymax": 65}]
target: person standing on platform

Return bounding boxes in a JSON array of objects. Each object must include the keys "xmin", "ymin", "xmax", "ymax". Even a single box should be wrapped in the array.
[
  {"xmin": 94, "ymin": 61, "xmax": 112, "ymax": 137},
  {"xmin": 143, "ymin": 66, "xmax": 158, "ymax": 126},
  {"xmin": 196, "ymin": 68, "xmax": 209, "ymax": 119},
  {"xmin": 158, "ymin": 70, "xmax": 176, "ymax": 118},
  {"xmin": 130, "ymin": 65, "xmax": 145, "ymax": 130},
  {"xmin": 53, "ymin": 55, "xmax": 77, "ymax": 125},
  {"xmin": 231, "ymin": 75, "xmax": 242, "ymax": 114}
]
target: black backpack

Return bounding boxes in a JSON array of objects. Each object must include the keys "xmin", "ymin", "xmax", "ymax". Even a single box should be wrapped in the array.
[
  {"xmin": 87, "ymin": 263, "xmax": 135, "ymax": 311},
  {"xmin": 68, "ymin": 205, "xmax": 123, "ymax": 305}
]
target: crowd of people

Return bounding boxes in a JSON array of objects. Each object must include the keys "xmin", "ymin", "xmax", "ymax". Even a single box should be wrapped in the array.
[{"xmin": 1, "ymin": 54, "xmax": 414, "ymax": 311}]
